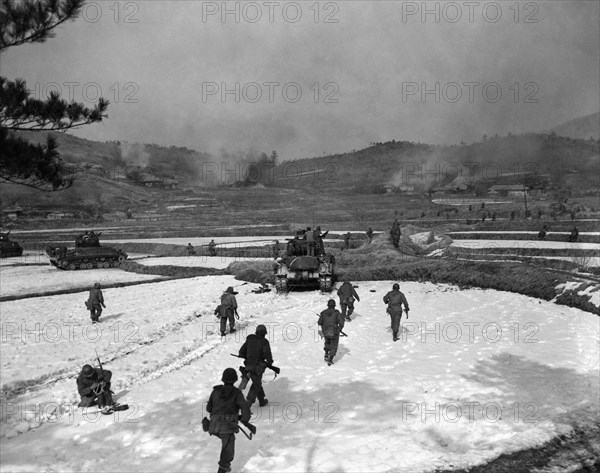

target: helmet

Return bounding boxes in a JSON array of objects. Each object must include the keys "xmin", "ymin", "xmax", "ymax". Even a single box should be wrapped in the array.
[
  {"xmin": 327, "ymin": 299, "xmax": 336, "ymax": 307},
  {"xmin": 256, "ymin": 324, "xmax": 267, "ymax": 337},
  {"xmin": 393, "ymin": 283, "xmax": 400, "ymax": 290},
  {"xmin": 82, "ymin": 364, "xmax": 95, "ymax": 377},
  {"xmin": 94, "ymin": 282, "xmax": 101, "ymax": 289},
  {"xmin": 225, "ymin": 287, "xmax": 238, "ymax": 295},
  {"xmin": 222, "ymin": 368, "xmax": 238, "ymax": 384}
]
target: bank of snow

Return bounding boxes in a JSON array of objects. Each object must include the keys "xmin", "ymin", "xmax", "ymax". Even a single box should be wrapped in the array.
[{"xmin": 1, "ymin": 278, "xmax": 598, "ymax": 473}]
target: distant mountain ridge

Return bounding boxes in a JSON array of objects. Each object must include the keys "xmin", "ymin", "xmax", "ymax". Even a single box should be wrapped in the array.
[{"xmin": 549, "ymin": 111, "xmax": 599, "ymax": 140}]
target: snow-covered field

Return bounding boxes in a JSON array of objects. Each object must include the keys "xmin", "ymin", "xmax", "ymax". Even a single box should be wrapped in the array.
[
  {"xmin": 103, "ymin": 236, "xmax": 289, "ymax": 247},
  {"xmin": 451, "ymin": 239, "xmax": 599, "ymax": 250},
  {"xmin": 135, "ymin": 256, "xmax": 267, "ymax": 269},
  {"xmin": 1, "ymin": 271, "xmax": 598, "ymax": 472},
  {"xmin": 0, "ymin": 265, "xmax": 166, "ymax": 299},
  {"xmin": 447, "ymin": 231, "xmax": 600, "ymax": 236}
]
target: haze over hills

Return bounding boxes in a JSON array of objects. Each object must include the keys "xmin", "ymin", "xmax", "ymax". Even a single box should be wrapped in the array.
[
  {"xmin": 549, "ymin": 111, "xmax": 600, "ymax": 140},
  {"xmin": 2, "ymin": 114, "xmax": 599, "ymax": 213}
]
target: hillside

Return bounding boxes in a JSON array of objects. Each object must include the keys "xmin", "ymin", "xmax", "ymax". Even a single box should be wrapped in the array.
[
  {"xmin": 550, "ymin": 112, "xmax": 600, "ymax": 140},
  {"xmin": 12, "ymin": 131, "xmax": 213, "ymax": 184},
  {"xmin": 271, "ymin": 133, "xmax": 600, "ymax": 192}
]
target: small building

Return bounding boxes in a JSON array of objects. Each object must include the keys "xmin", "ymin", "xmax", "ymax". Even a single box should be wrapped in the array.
[
  {"xmin": 139, "ymin": 173, "xmax": 163, "ymax": 187},
  {"xmin": 162, "ymin": 178, "xmax": 179, "ymax": 189},
  {"xmin": 488, "ymin": 184, "xmax": 529, "ymax": 197},
  {"xmin": 46, "ymin": 212, "xmax": 75, "ymax": 219},
  {"xmin": 1, "ymin": 206, "xmax": 24, "ymax": 219},
  {"xmin": 396, "ymin": 184, "xmax": 416, "ymax": 193}
]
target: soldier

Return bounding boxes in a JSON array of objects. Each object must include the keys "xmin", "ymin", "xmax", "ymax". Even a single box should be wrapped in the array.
[
  {"xmin": 343, "ymin": 232, "xmax": 351, "ymax": 250},
  {"xmin": 206, "ymin": 368, "xmax": 252, "ymax": 473},
  {"xmin": 568, "ymin": 226, "xmax": 579, "ymax": 242},
  {"xmin": 187, "ymin": 243, "xmax": 196, "ymax": 255},
  {"xmin": 314, "ymin": 226, "xmax": 329, "ymax": 255},
  {"xmin": 391, "ymin": 221, "xmax": 401, "ymax": 248},
  {"xmin": 272, "ymin": 240, "xmax": 280, "ymax": 258},
  {"xmin": 305, "ymin": 227, "xmax": 315, "ymax": 256},
  {"xmin": 86, "ymin": 282, "xmax": 106, "ymax": 323},
  {"xmin": 77, "ymin": 363, "xmax": 114, "ymax": 413},
  {"xmin": 318, "ymin": 299, "xmax": 345, "ymax": 365},
  {"xmin": 219, "ymin": 287, "xmax": 238, "ymax": 336},
  {"xmin": 383, "ymin": 283, "xmax": 410, "ymax": 341},
  {"xmin": 208, "ymin": 239, "xmax": 217, "ymax": 257},
  {"xmin": 538, "ymin": 225, "xmax": 548, "ymax": 240},
  {"xmin": 337, "ymin": 280, "xmax": 360, "ymax": 321},
  {"xmin": 366, "ymin": 227, "xmax": 374, "ymax": 244},
  {"xmin": 238, "ymin": 325, "xmax": 272, "ymax": 407}
]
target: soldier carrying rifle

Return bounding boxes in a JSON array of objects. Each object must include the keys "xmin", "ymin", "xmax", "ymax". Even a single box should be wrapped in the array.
[
  {"xmin": 383, "ymin": 283, "xmax": 410, "ymax": 342},
  {"xmin": 237, "ymin": 325, "xmax": 273, "ymax": 407},
  {"xmin": 205, "ymin": 368, "xmax": 252, "ymax": 473},
  {"xmin": 318, "ymin": 299, "xmax": 345, "ymax": 365}
]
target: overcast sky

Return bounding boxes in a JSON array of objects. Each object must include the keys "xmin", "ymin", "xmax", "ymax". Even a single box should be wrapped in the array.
[{"xmin": 3, "ymin": 0, "xmax": 599, "ymax": 160}]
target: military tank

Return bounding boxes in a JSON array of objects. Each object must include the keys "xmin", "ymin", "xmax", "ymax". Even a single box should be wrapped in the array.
[
  {"xmin": 0, "ymin": 231, "xmax": 24, "ymax": 258},
  {"xmin": 274, "ymin": 229, "xmax": 335, "ymax": 293},
  {"xmin": 46, "ymin": 231, "xmax": 127, "ymax": 270}
]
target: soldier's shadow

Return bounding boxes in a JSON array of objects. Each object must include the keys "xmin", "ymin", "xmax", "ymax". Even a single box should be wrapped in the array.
[
  {"xmin": 99, "ymin": 312, "xmax": 125, "ymax": 322},
  {"xmin": 334, "ymin": 345, "xmax": 350, "ymax": 363}
]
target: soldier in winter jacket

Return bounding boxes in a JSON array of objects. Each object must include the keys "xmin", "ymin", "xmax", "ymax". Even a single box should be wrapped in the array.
[
  {"xmin": 383, "ymin": 283, "xmax": 410, "ymax": 341},
  {"xmin": 208, "ymin": 239, "xmax": 217, "ymax": 256},
  {"xmin": 219, "ymin": 287, "xmax": 238, "ymax": 336},
  {"xmin": 391, "ymin": 220, "xmax": 401, "ymax": 248},
  {"xmin": 318, "ymin": 299, "xmax": 345, "ymax": 364},
  {"xmin": 207, "ymin": 368, "xmax": 251, "ymax": 473},
  {"xmin": 77, "ymin": 364, "xmax": 113, "ymax": 411},
  {"xmin": 238, "ymin": 325, "xmax": 272, "ymax": 407},
  {"xmin": 314, "ymin": 226, "xmax": 329, "ymax": 255},
  {"xmin": 87, "ymin": 282, "xmax": 105, "ymax": 323},
  {"xmin": 337, "ymin": 280, "xmax": 360, "ymax": 320}
]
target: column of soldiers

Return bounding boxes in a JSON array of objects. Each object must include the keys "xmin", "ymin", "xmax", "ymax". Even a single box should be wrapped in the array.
[{"xmin": 76, "ymin": 225, "xmax": 411, "ymax": 473}]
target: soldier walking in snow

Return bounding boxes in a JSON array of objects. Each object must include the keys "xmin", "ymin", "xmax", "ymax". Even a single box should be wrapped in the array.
[
  {"xmin": 206, "ymin": 368, "xmax": 252, "ymax": 473},
  {"xmin": 219, "ymin": 287, "xmax": 239, "ymax": 336},
  {"xmin": 86, "ymin": 282, "xmax": 106, "ymax": 323},
  {"xmin": 318, "ymin": 299, "xmax": 345, "ymax": 365},
  {"xmin": 337, "ymin": 280, "xmax": 360, "ymax": 321},
  {"xmin": 187, "ymin": 243, "xmax": 196, "ymax": 255},
  {"xmin": 238, "ymin": 325, "xmax": 273, "ymax": 407},
  {"xmin": 366, "ymin": 227, "xmax": 374, "ymax": 244},
  {"xmin": 208, "ymin": 239, "xmax": 217, "ymax": 256},
  {"xmin": 383, "ymin": 283, "xmax": 410, "ymax": 342}
]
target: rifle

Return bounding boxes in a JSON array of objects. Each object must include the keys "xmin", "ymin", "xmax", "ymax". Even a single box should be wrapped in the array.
[
  {"xmin": 230, "ymin": 353, "xmax": 281, "ymax": 378},
  {"xmin": 238, "ymin": 417, "xmax": 257, "ymax": 439},
  {"xmin": 315, "ymin": 313, "xmax": 348, "ymax": 338},
  {"xmin": 93, "ymin": 349, "xmax": 113, "ymax": 397},
  {"xmin": 95, "ymin": 349, "xmax": 104, "ymax": 372}
]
